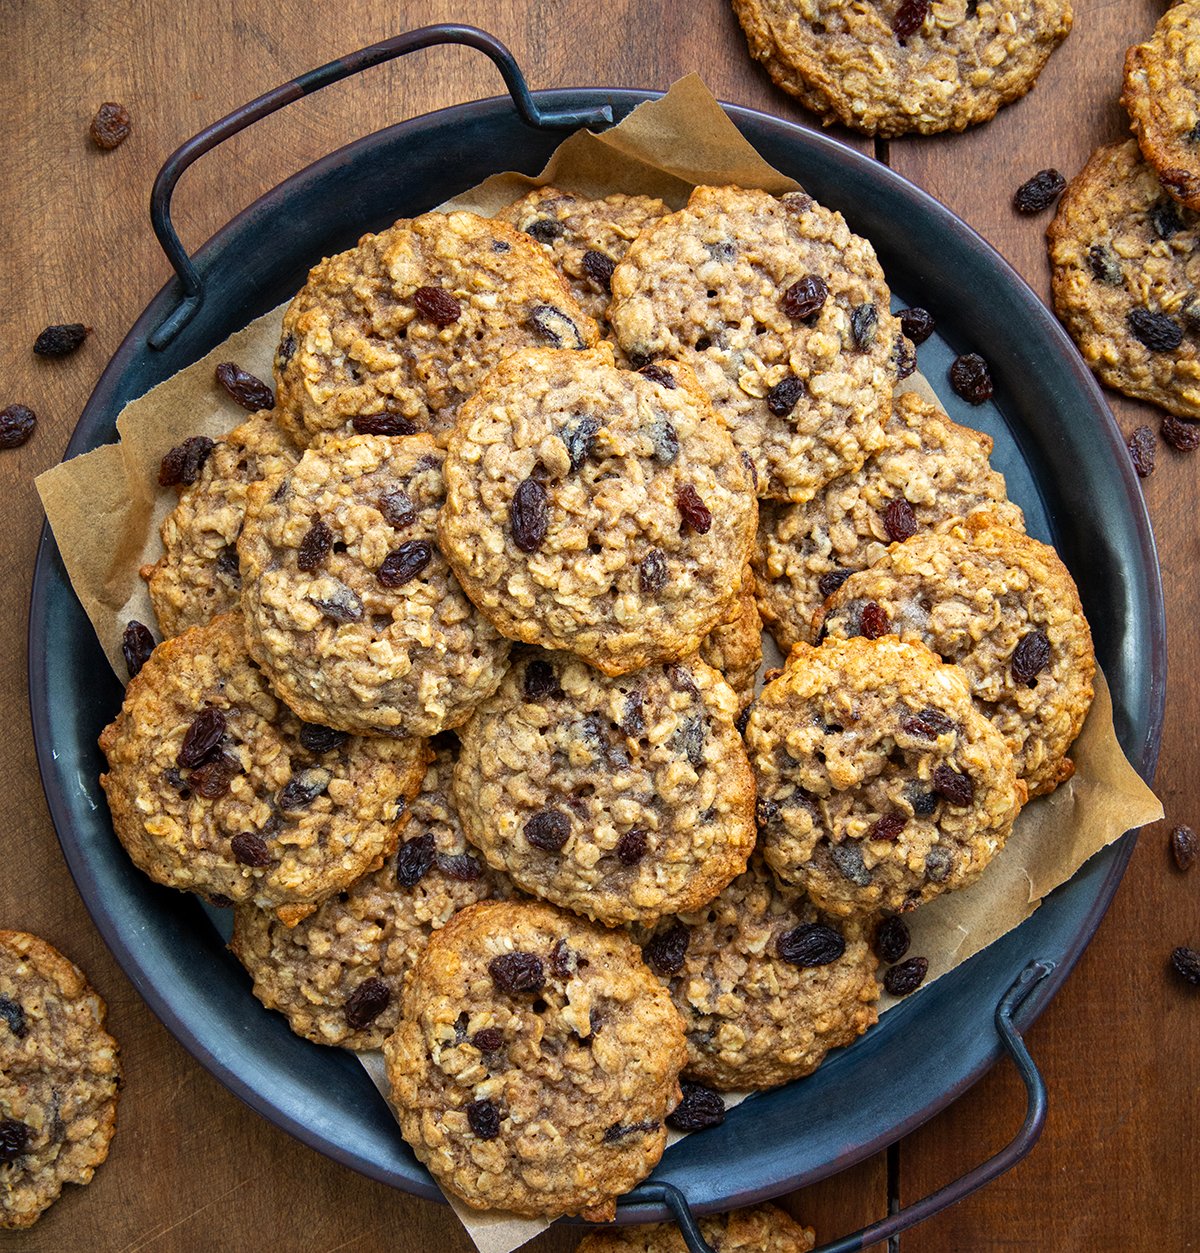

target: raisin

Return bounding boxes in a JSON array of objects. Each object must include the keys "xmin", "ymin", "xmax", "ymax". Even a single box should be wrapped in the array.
[
  {"xmin": 830, "ymin": 842, "xmax": 872, "ymax": 886},
  {"xmin": 883, "ymin": 499, "xmax": 918, "ymax": 542},
  {"xmin": 163, "ymin": 767, "xmax": 191, "ymax": 797},
  {"xmin": 1087, "ymin": 244, "xmax": 1122, "ymax": 285},
  {"xmin": 628, "ymin": 350, "xmax": 653, "ymax": 370},
  {"xmin": 616, "ymin": 828, "xmax": 648, "ymax": 865},
  {"xmin": 216, "ymin": 545, "xmax": 240, "ymax": 581},
  {"xmin": 850, "ymin": 303, "xmax": 878, "ymax": 349},
  {"xmin": 924, "ymin": 846, "xmax": 953, "ymax": 881},
  {"xmin": 735, "ymin": 704, "xmax": 752, "ymax": 735},
  {"xmin": 177, "ymin": 707, "xmax": 226, "ymax": 768},
  {"xmin": 1127, "ymin": 308, "xmax": 1183, "ymax": 352},
  {"xmin": 1128, "ymin": 425, "xmax": 1157, "ymax": 478},
  {"xmin": 413, "ymin": 285, "xmax": 462, "ymax": 328},
  {"xmin": 472, "ymin": 1027, "xmax": 505, "ymax": 1053},
  {"xmin": 782, "ymin": 275, "xmax": 828, "ymax": 320},
  {"xmin": 1162, "ymin": 415, "xmax": 1200, "ymax": 452},
  {"xmin": 755, "ymin": 797, "xmax": 780, "ymax": 828},
  {"xmin": 310, "ymin": 583, "xmax": 363, "ymax": 623},
  {"xmin": 0, "ymin": 997, "xmax": 27, "ymax": 1040},
  {"xmin": 948, "ymin": 353, "xmax": 993, "ymax": 404},
  {"xmin": 525, "ymin": 808, "xmax": 571, "ymax": 852},
  {"xmin": 818, "ymin": 568, "xmax": 852, "ymax": 598},
  {"xmin": 899, "ymin": 307, "xmax": 936, "ymax": 344},
  {"xmin": 488, "ymin": 952, "xmax": 545, "ymax": 994},
  {"xmin": 0, "ymin": 1119, "xmax": 30, "ymax": 1162},
  {"xmin": 561, "ymin": 415, "xmax": 600, "ymax": 469},
  {"xmin": 1150, "ymin": 200, "xmax": 1184, "ymax": 241},
  {"xmin": 643, "ymin": 922, "xmax": 689, "ymax": 975},
  {"xmin": 649, "ymin": 417, "xmax": 680, "ymax": 464},
  {"xmin": 604, "ymin": 1119, "xmax": 659, "ymax": 1143},
  {"xmin": 549, "ymin": 939, "xmax": 579, "ymax": 979},
  {"xmin": 901, "ymin": 708, "xmax": 956, "ymax": 739},
  {"xmin": 158, "ymin": 435, "xmax": 215, "ymax": 486},
  {"xmin": 767, "ymin": 376, "xmax": 805, "ymax": 417},
  {"xmin": 298, "ymin": 722, "xmax": 349, "ymax": 754},
  {"xmin": 776, "ymin": 922, "xmax": 846, "ymax": 967},
  {"xmin": 622, "ymin": 691, "xmax": 645, "ymax": 736},
  {"xmin": 893, "ymin": 0, "xmax": 929, "ymax": 38},
  {"xmin": 230, "ymin": 831, "xmax": 271, "ymax": 867},
  {"xmin": 884, "ymin": 956, "xmax": 929, "ymax": 996},
  {"xmin": 932, "ymin": 764, "xmax": 974, "ymax": 806},
  {"xmin": 0, "ymin": 403, "xmax": 36, "ymax": 449},
  {"xmin": 277, "ymin": 768, "xmax": 331, "ymax": 811},
  {"xmin": 378, "ymin": 540, "xmax": 433, "ymax": 587},
  {"xmin": 874, "ymin": 916, "xmax": 911, "ymax": 964},
  {"xmin": 396, "ymin": 832, "xmax": 436, "ymax": 887},
  {"xmin": 277, "ymin": 334, "xmax": 297, "ymax": 367},
  {"xmin": 893, "ymin": 334, "xmax": 918, "ymax": 380},
  {"xmin": 1012, "ymin": 169, "xmax": 1065, "ymax": 214},
  {"xmin": 530, "ymin": 304, "xmax": 583, "ymax": 349},
  {"xmin": 33, "ymin": 323, "xmax": 90, "ymax": 357},
  {"xmin": 639, "ymin": 363, "xmax": 677, "ymax": 389},
  {"xmin": 353, "ymin": 411, "xmax": 419, "ymax": 436},
  {"xmin": 911, "ymin": 788, "xmax": 937, "ymax": 816},
  {"xmin": 666, "ymin": 1082, "xmax": 726, "ymax": 1132},
  {"xmin": 675, "ymin": 714, "xmax": 706, "ymax": 768},
  {"xmin": 189, "ymin": 753, "xmax": 237, "ymax": 799},
  {"xmin": 1011, "ymin": 630, "xmax": 1051, "ymax": 682},
  {"xmin": 435, "ymin": 852, "xmax": 484, "ymax": 881},
  {"xmin": 666, "ymin": 664, "xmax": 700, "ymax": 697},
  {"xmin": 337, "ymin": 979, "xmax": 389, "ymax": 1033},
  {"xmin": 511, "ymin": 477, "xmax": 548, "ymax": 552},
  {"xmin": 1171, "ymin": 946, "xmax": 1200, "ymax": 987},
  {"xmin": 121, "ymin": 620, "xmax": 156, "ymax": 679},
  {"xmin": 582, "ymin": 250, "xmax": 615, "ymax": 291},
  {"xmin": 523, "ymin": 659, "xmax": 560, "ymax": 701},
  {"xmin": 1170, "ymin": 825, "xmax": 1198, "ymax": 872},
  {"xmin": 860, "ymin": 601, "xmax": 890, "ymax": 639},
  {"xmin": 526, "ymin": 218, "xmax": 563, "ymax": 244},
  {"xmin": 374, "ymin": 490, "xmax": 416, "ymax": 530},
  {"xmin": 676, "ymin": 483, "xmax": 712, "ymax": 534},
  {"xmin": 296, "ymin": 519, "xmax": 333, "ymax": 572},
  {"xmin": 89, "ymin": 101, "xmax": 131, "ymax": 149},
  {"xmin": 870, "ymin": 813, "xmax": 907, "ymax": 841},
  {"xmin": 215, "ymin": 361, "xmax": 274, "ymax": 411}
]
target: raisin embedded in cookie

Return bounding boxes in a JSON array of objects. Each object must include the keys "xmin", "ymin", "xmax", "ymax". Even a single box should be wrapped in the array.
[
  {"xmin": 98, "ymin": 613, "xmax": 427, "ymax": 922},
  {"xmin": 816, "ymin": 515, "xmax": 1095, "ymax": 797},
  {"xmin": 755, "ymin": 390, "xmax": 1025, "ymax": 652},
  {"xmin": 576, "ymin": 1202, "xmax": 816, "ymax": 1252},
  {"xmin": 1049, "ymin": 139, "xmax": 1200, "ymax": 418},
  {"xmin": 698, "ymin": 563, "xmax": 763, "ymax": 711},
  {"xmin": 746, "ymin": 637, "xmax": 1022, "ymax": 918},
  {"xmin": 454, "ymin": 652, "xmax": 756, "ymax": 926},
  {"xmin": 608, "ymin": 185, "xmax": 903, "ymax": 501},
  {"xmin": 0, "ymin": 932, "xmax": 121, "ymax": 1230},
  {"xmin": 274, "ymin": 210, "xmax": 599, "ymax": 447},
  {"xmin": 731, "ymin": 0, "xmax": 1072, "ymax": 138},
  {"xmin": 231, "ymin": 741, "xmax": 511, "ymax": 1050},
  {"xmin": 634, "ymin": 857, "xmax": 880, "ymax": 1089},
  {"xmin": 238, "ymin": 433, "xmax": 511, "ymax": 738},
  {"xmin": 1122, "ymin": 1, "xmax": 1200, "ymax": 211},
  {"xmin": 383, "ymin": 898, "xmax": 686, "ymax": 1221},
  {"xmin": 142, "ymin": 411, "xmax": 299, "ymax": 638},
  {"xmin": 438, "ymin": 346, "xmax": 757, "ymax": 675}
]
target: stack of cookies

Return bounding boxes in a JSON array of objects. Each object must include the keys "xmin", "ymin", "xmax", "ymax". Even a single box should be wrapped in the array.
[{"xmin": 98, "ymin": 182, "xmax": 1095, "ymax": 1226}]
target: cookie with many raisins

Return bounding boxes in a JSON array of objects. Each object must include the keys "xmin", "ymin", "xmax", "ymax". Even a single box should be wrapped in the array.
[
  {"xmin": 730, "ymin": 0, "xmax": 1072, "ymax": 137},
  {"xmin": 384, "ymin": 898, "xmax": 686, "ymax": 1221},
  {"xmin": 754, "ymin": 390, "xmax": 1024, "ymax": 652},
  {"xmin": 698, "ymin": 563, "xmax": 763, "ymax": 711},
  {"xmin": 274, "ymin": 210, "xmax": 598, "ymax": 447},
  {"xmin": 454, "ymin": 652, "xmax": 756, "ymax": 926},
  {"xmin": 0, "ymin": 932, "xmax": 120, "ymax": 1230},
  {"xmin": 1049, "ymin": 139, "xmax": 1200, "ymax": 418},
  {"xmin": 608, "ymin": 185, "xmax": 904, "ymax": 502},
  {"xmin": 438, "ymin": 346, "xmax": 757, "ymax": 675},
  {"xmin": 98, "ymin": 613, "xmax": 427, "ymax": 923},
  {"xmin": 142, "ymin": 411, "xmax": 299, "ymax": 638},
  {"xmin": 238, "ymin": 433, "xmax": 510, "ymax": 738},
  {"xmin": 634, "ymin": 857, "xmax": 880, "ymax": 1089},
  {"xmin": 746, "ymin": 637, "xmax": 1022, "ymax": 918},
  {"xmin": 231, "ymin": 741, "xmax": 512, "ymax": 1050},
  {"xmin": 576, "ymin": 1202, "xmax": 816, "ymax": 1252}
]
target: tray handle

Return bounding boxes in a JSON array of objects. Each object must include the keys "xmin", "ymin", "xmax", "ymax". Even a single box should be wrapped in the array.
[
  {"xmin": 619, "ymin": 959, "xmax": 1053, "ymax": 1253},
  {"xmin": 147, "ymin": 24, "xmax": 612, "ymax": 349}
]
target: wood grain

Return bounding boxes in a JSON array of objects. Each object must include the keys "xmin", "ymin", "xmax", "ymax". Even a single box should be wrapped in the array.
[{"xmin": 0, "ymin": 1, "xmax": 1192, "ymax": 1249}]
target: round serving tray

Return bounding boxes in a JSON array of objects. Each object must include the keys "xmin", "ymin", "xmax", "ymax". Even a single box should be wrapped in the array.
[{"xmin": 28, "ymin": 28, "xmax": 1165, "ymax": 1240}]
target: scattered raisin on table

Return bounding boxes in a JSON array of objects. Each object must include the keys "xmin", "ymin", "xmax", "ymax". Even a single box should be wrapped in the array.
[
  {"xmin": 1013, "ymin": 169, "xmax": 1066, "ymax": 214},
  {"xmin": 899, "ymin": 307, "xmax": 936, "ymax": 344},
  {"xmin": 89, "ymin": 102, "xmax": 131, "ymax": 150},
  {"xmin": 948, "ymin": 353, "xmax": 994, "ymax": 404},
  {"xmin": 667, "ymin": 1082, "xmax": 726, "ymax": 1132},
  {"xmin": 33, "ymin": 323, "xmax": 90, "ymax": 357},
  {"xmin": 1170, "ymin": 946, "xmax": 1200, "ymax": 987},
  {"xmin": 121, "ymin": 620, "xmax": 156, "ymax": 679},
  {"xmin": 1170, "ymin": 825, "xmax": 1198, "ymax": 872},
  {"xmin": 1127, "ymin": 425, "xmax": 1156, "ymax": 478},
  {"xmin": 0, "ymin": 404, "xmax": 37, "ymax": 449},
  {"xmin": 1162, "ymin": 416, "xmax": 1200, "ymax": 453},
  {"xmin": 883, "ymin": 956, "xmax": 929, "ymax": 996},
  {"xmin": 874, "ymin": 916, "xmax": 911, "ymax": 964},
  {"xmin": 215, "ymin": 361, "xmax": 274, "ymax": 411}
]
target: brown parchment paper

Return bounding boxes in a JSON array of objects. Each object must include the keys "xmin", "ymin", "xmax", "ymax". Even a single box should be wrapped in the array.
[{"xmin": 35, "ymin": 77, "xmax": 1161, "ymax": 1253}]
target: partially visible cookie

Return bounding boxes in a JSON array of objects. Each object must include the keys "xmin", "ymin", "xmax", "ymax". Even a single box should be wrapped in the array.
[
  {"xmin": 274, "ymin": 210, "xmax": 599, "ymax": 447},
  {"xmin": 231, "ymin": 741, "xmax": 511, "ymax": 1050},
  {"xmin": 1122, "ymin": 1, "xmax": 1200, "ymax": 210},
  {"xmin": 1049, "ymin": 139, "xmax": 1200, "ymax": 418},
  {"xmin": 576, "ymin": 1202, "xmax": 816, "ymax": 1252},
  {"xmin": 635, "ymin": 857, "xmax": 879, "ymax": 1089},
  {"xmin": 817, "ymin": 516, "xmax": 1096, "ymax": 797},
  {"xmin": 731, "ymin": 0, "xmax": 1072, "ymax": 137},
  {"xmin": 454, "ymin": 651, "xmax": 756, "ymax": 926},
  {"xmin": 495, "ymin": 187, "xmax": 667, "ymax": 331},
  {"xmin": 238, "ymin": 432, "xmax": 511, "ymax": 738},
  {"xmin": 0, "ymin": 932, "xmax": 121, "ymax": 1230},
  {"xmin": 608, "ymin": 185, "xmax": 903, "ymax": 501},
  {"xmin": 99, "ymin": 613, "xmax": 427, "ymax": 920},
  {"xmin": 143, "ymin": 411, "xmax": 299, "ymax": 638},
  {"xmin": 746, "ymin": 637, "xmax": 1022, "ymax": 917},
  {"xmin": 384, "ymin": 899, "xmax": 686, "ymax": 1221},
  {"xmin": 439, "ymin": 347, "xmax": 757, "ymax": 675},
  {"xmin": 699, "ymin": 564, "xmax": 763, "ymax": 710},
  {"xmin": 755, "ymin": 390, "xmax": 1024, "ymax": 652}
]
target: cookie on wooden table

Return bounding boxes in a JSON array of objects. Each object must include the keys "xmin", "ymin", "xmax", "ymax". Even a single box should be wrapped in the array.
[{"xmin": 575, "ymin": 1202, "xmax": 816, "ymax": 1252}]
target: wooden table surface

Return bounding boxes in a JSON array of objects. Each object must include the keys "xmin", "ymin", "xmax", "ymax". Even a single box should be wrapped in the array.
[{"xmin": 2, "ymin": 1, "xmax": 1196, "ymax": 1248}]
